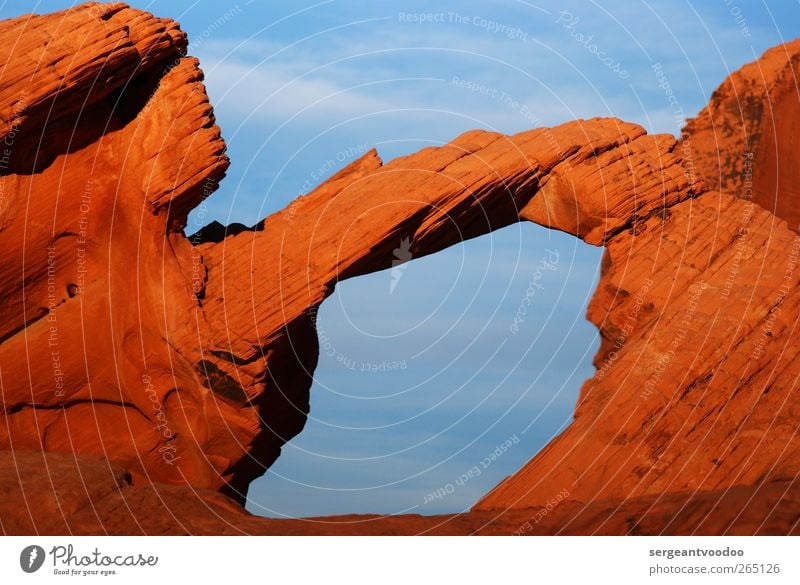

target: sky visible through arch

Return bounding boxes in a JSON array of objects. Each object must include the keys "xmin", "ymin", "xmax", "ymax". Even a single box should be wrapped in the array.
[{"xmin": 3, "ymin": 0, "xmax": 798, "ymax": 517}]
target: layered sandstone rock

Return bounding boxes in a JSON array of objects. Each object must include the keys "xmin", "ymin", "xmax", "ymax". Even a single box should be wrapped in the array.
[
  {"xmin": 0, "ymin": 2, "xmax": 230, "ymax": 492},
  {"xmin": 478, "ymin": 39, "xmax": 800, "ymax": 514},
  {"xmin": 191, "ymin": 119, "xmax": 705, "ymax": 499},
  {"xmin": 681, "ymin": 39, "xmax": 800, "ymax": 230},
  {"xmin": 476, "ymin": 192, "xmax": 800, "ymax": 511},
  {"xmin": 1, "ymin": 3, "xmax": 799, "ymax": 535}
]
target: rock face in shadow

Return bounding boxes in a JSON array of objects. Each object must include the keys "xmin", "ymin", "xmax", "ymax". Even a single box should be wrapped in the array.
[{"xmin": 0, "ymin": 3, "xmax": 799, "ymax": 534}]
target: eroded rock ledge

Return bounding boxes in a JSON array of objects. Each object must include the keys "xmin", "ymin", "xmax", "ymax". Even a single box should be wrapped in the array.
[{"xmin": 0, "ymin": 3, "xmax": 798, "ymax": 534}]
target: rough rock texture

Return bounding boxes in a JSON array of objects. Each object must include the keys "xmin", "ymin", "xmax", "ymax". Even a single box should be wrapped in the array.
[
  {"xmin": 479, "ymin": 39, "xmax": 800, "ymax": 514},
  {"xmin": 476, "ymin": 192, "xmax": 800, "ymax": 511},
  {"xmin": 681, "ymin": 40, "xmax": 800, "ymax": 230},
  {"xmin": 1, "ymin": 3, "xmax": 799, "ymax": 535},
  {"xmin": 3, "ymin": 451, "xmax": 797, "ymax": 535},
  {"xmin": 0, "ymin": 2, "xmax": 230, "ymax": 495},
  {"xmin": 192, "ymin": 120, "xmax": 704, "ymax": 499}
]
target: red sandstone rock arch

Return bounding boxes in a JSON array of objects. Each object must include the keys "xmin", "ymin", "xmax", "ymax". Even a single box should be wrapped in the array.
[{"xmin": 1, "ymin": 4, "xmax": 799, "ymax": 534}]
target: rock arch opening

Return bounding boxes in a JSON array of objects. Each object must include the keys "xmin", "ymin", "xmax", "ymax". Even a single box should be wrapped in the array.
[
  {"xmin": 245, "ymin": 222, "xmax": 603, "ymax": 517},
  {"xmin": 197, "ymin": 118, "xmax": 707, "ymax": 512}
]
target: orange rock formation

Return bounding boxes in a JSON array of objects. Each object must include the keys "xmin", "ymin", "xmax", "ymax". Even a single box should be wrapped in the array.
[{"xmin": 0, "ymin": 3, "xmax": 798, "ymax": 534}]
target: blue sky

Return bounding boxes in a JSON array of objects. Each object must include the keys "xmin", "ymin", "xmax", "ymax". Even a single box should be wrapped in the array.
[{"xmin": 5, "ymin": 0, "xmax": 799, "ymax": 517}]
